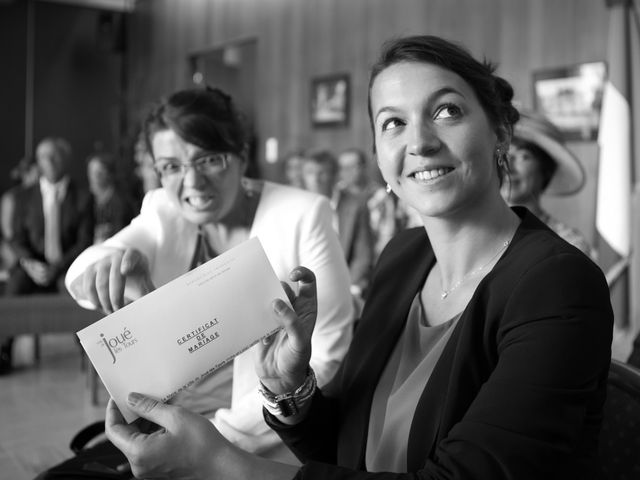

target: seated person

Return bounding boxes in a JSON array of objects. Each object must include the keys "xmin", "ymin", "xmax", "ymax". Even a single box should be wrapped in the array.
[
  {"xmin": 301, "ymin": 149, "xmax": 374, "ymax": 302},
  {"xmin": 86, "ymin": 152, "xmax": 137, "ymax": 244},
  {"xmin": 65, "ymin": 86, "xmax": 354, "ymax": 462},
  {"xmin": 1, "ymin": 137, "xmax": 94, "ymax": 375},
  {"xmin": 501, "ymin": 109, "xmax": 596, "ymax": 259},
  {"xmin": 1, "ymin": 155, "xmax": 39, "ymax": 272},
  {"xmin": 104, "ymin": 35, "xmax": 613, "ymax": 480}
]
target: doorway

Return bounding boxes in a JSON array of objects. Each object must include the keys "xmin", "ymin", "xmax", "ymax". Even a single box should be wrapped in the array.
[{"xmin": 190, "ymin": 38, "xmax": 260, "ymax": 178}]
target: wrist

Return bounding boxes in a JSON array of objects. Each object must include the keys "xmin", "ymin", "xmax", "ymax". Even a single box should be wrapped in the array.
[{"xmin": 259, "ymin": 367, "xmax": 316, "ymax": 419}]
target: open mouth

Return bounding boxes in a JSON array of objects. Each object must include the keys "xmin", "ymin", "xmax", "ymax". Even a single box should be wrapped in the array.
[
  {"xmin": 410, "ymin": 167, "xmax": 454, "ymax": 182},
  {"xmin": 184, "ymin": 194, "xmax": 215, "ymax": 210}
]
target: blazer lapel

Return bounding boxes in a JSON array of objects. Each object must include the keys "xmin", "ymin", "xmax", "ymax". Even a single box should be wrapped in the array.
[{"xmin": 337, "ymin": 228, "xmax": 434, "ymax": 469}]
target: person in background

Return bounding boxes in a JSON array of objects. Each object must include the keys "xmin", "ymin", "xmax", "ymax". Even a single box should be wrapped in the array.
[
  {"xmin": 501, "ymin": 109, "xmax": 596, "ymax": 259},
  {"xmin": 87, "ymin": 152, "xmax": 137, "ymax": 244},
  {"xmin": 65, "ymin": 87, "xmax": 354, "ymax": 463},
  {"xmin": 302, "ymin": 149, "xmax": 374, "ymax": 305},
  {"xmin": 103, "ymin": 35, "xmax": 612, "ymax": 480},
  {"xmin": 1, "ymin": 137, "xmax": 94, "ymax": 375},
  {"xmin": 282, "ymin": 149, "xmax": 306, "ymax": 189},
  {"xmin": 338, "ymin": 148, "xmax": 399, "ymax": 259},
  {"xmin": 1, "ymin": 156, "xmax": 39, "ymax": 272}
]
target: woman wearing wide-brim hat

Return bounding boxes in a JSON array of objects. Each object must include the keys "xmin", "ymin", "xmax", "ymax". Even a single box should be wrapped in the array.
[{"xmin": 501, "ymin": 109, "xmax": 596, "ymax": 259}]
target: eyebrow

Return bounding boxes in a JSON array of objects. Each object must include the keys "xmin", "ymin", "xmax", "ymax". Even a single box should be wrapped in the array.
[{"xmin": 374, "ymin": 86, "xmax": 466, "ymax": 123}]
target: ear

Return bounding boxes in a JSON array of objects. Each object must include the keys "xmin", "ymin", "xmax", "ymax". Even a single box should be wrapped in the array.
[{"xmin": 238, "ymin": 144, "xmax": 250, "ymax": 174}]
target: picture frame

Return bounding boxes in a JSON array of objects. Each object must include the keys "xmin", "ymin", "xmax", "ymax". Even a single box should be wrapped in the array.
[
  {"xmin": 310, "ymin": 73, "xmax": 350, "ymax": 127},
  {"xmin": 532, "ymin": 61, "xmax": 607, "ymax": 141}
]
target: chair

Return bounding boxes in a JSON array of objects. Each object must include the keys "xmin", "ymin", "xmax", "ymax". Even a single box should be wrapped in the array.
[{"xmin": 598, "ymin": 359, "xmax": 640, "ymax": 479}]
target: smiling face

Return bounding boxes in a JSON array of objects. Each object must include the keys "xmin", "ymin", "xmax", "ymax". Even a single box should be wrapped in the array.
[
  {"xmin": 370, "ymin": 61, "xmax": 501, "ymax": 221},
  {"xmin": 151, "ymin": 129, "xmax": 245, "ymax": 225}
]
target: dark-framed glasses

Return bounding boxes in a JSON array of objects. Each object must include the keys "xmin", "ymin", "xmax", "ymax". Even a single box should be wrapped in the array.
[{"xmin": 154, "ymin": 153, "xmax": 228, "ymax": 179}]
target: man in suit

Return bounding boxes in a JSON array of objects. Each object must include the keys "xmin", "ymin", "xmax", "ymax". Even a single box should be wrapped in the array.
[
  {"xmin": 301, "ymin": 149, "xmax": 374, "ymax": 307},
  {"xmin": 0, "ymin": 137, "xmax": 94, "ymax": 374}
]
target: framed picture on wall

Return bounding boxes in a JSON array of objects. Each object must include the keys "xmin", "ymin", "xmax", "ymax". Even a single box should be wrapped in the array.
[
  {"xmin": 532, "ymin": 61, "xmax": 607, "ymax": 141},
  {"xmin": 310, "ymin": 73, "xmax": 350, "ymax": 127}
]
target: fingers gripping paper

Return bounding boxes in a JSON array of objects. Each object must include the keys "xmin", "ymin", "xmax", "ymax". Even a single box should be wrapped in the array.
[{"xmin": 77, "ymin": 237, "xmax": 287, "ymax": 422}]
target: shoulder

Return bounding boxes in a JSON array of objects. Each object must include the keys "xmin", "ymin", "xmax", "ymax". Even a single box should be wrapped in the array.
[
  {"xmin": 259, "ymin": 181, "xmax": 331, "ymax": 216},
  {"xmin": 483, "ymin": 212, "xmax": 610, "ymax": 326}
]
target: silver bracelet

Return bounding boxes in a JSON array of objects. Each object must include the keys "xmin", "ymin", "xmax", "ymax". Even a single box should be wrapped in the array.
[{"xmin": 259, "ymin": 367, "xmax": 317, "ymax": 417}]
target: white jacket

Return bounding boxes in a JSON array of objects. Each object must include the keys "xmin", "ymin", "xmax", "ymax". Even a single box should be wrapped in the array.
[{"xmin": 65, "ymin": 181, "xmax": 354, "ymax": 460}]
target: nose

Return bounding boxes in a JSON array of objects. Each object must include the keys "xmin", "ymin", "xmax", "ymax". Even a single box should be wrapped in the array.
[
  {"xmin": 407, "ymin": 121, "xmax": 441, "ymax": 156},
  {"xmin": 181, "ymin": 164, "xmax": 208, "ymax": 187}
]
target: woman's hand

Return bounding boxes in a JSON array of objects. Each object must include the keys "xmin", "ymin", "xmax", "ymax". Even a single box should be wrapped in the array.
[
  {"xmin": 254, "ymin": 266, "xmax": 318, "ymax": 395},
  {"xmin": 106, "ymin": 394, "xmax": 242, "ymax": 480},
  {"xmin": 79, "ymin": 248, "xmax": 155, "ymax": 314}
]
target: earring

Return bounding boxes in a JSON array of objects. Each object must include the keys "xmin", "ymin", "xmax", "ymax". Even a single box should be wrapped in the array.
[{"xmin": 385, "ymin": 183, "xmax": 392, "ymax": 194}]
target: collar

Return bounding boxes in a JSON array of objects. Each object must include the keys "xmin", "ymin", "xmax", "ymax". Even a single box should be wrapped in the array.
[{"xmin": 40, "ymin": 176, "xmax": 70, "ymax": 198}]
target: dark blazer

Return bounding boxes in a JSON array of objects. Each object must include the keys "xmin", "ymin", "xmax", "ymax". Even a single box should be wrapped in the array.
[
  {"xmin": 10, "ymin": 179, "xmax": 94, "ymax": 275},
  {"xmin": 335, "ymin": 189, "xmax": 374, "ymax": 294},
  {"xmin": 268, "ymin": 207, "xmax": 613, "ymax": 479}
]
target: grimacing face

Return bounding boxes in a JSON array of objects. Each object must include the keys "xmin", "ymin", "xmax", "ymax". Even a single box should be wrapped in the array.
[
  {"xmin": 370, "ymin": 61, "xmax": 500, "ymax": 220},
  {"xmin": 151, "ymin": 129, "xmax": 245, "ymax": 225}
]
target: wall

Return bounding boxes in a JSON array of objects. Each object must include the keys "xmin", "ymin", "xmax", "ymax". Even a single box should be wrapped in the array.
[
  {"xmin": 0, "ymin": 0, "xmax": 28, "ymax": 195},
  {"xmin": 125, "ymin": 0, "xmax": 640, "ymax": 331},
  {"xmin": 126, "ymin": 0, "xmax": 610, "ymax": 235},
  {"xmin": 0, "ymin": 1, "xmax": 125, "ymax": 191}
]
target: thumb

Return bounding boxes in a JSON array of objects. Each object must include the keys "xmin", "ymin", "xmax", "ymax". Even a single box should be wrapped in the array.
[
  {"xmin": 127, "ymin": 392, "xmax": 174, "ymax": 429},
  {"xmin": 272, "ymin": 298, "xmax": 309, "ymax": 353}
]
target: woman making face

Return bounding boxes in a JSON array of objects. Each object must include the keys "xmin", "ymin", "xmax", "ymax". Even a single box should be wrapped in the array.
[
  {"xmin": 65, "ymin": 87, "xmax": 354, "ymax": 464},
  {"xmin": 101, "ymin": 36, "xmax": 612, "ymax": 480}
]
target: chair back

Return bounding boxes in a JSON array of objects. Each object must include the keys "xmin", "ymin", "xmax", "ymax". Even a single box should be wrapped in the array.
[{"xmin": 598, "ymin": 359, "xmax": 640, "ymax": 479}]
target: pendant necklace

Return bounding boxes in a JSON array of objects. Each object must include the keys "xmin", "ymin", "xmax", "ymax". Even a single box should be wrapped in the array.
[{"xmin": 440, "ymin": 239, "xmax": 511, "ymax": 300}]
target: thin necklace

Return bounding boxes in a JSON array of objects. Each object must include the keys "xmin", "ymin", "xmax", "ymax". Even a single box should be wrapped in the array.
[{"xmin": 440, "ymin": 239, "xmax": 511, "ymax": 300}]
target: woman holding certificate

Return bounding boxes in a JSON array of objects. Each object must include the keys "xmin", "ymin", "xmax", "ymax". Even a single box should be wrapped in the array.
[
  {"xmin": 65, "ymin": 87, "xmax": 355, "ymax": 463},
  {"xmin": 103, "ymin": 35, "xmax": 612, "ymax": 479}
]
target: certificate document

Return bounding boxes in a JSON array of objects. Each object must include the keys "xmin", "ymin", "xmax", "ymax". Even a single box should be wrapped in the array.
[{"xmin": 77, "ymin": 237, "xmax": 287, "ymax": 422}]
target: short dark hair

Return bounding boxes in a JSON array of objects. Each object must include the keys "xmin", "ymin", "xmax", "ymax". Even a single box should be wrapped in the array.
[
  {"xmin": 304, "ymin": 149, "xmax": 339, "ymax": 176},
  {"xmin": 143, "ymin": 87, "xmax": 246, "ymax": 160},
  {"xmin": 87, "ymin": 152, "xmax": 117, "ymax": 177},
  {"xmin": 367, "ymin": 35, "xmax": 519, "ymax": 151}
]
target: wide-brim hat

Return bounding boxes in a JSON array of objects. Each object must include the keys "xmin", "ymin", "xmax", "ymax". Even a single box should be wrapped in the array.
[{"xmin": 512, "ymin": 109, "xmax": 585, "ymax": 196}]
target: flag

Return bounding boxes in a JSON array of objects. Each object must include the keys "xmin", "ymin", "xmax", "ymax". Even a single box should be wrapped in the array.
[{"xmin": 596, "ymin": 0, "xmax": 637, "ymax": 328}]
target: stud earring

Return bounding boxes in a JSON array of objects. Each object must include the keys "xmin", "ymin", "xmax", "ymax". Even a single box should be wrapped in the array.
[{"xmin": 385, "ymin": 183, "xmax": 392, "ymax": 194}]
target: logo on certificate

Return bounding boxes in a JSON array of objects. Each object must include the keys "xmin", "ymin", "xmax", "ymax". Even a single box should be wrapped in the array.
[{"xmin": 98, "ymin": 326, "xmax": 138, "ymax": 364}]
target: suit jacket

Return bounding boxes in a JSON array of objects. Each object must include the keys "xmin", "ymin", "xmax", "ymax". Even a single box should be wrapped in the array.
[
  {"xmin": 335, "ymin": 189, "xmax": 374, "ymax": 293},
  {"xmin": 268, "ymin": 207, "xmax": 613, "ymax": 479},
  {"xmin": 10, "ymin": 179, "xmax": 94, "ymax": 275}
]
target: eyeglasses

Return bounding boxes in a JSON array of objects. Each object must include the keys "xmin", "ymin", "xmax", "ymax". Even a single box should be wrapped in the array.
[{"xmin": 154, "ymin": 153, "xmax": 228, "ymax": 179}]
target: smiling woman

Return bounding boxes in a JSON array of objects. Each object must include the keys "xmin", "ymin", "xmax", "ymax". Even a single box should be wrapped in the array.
[
  {"xmin": 63, "ymin": 86, "xmax": 355, "ymax": 465},
  {"xmin": 93, "ymin": 36, "xmax": 612, "ymax": 480}
]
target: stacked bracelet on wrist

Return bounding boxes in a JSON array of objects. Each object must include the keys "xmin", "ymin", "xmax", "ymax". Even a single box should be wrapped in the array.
[{"xmin": 259, "ymin": 367, "xmax": 317, "ymax": 417}]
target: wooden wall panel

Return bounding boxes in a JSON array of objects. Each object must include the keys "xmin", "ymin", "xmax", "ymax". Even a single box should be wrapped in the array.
[{"xmin": 125, "ymin": 0, "xmax": 610, "ymax": 242}]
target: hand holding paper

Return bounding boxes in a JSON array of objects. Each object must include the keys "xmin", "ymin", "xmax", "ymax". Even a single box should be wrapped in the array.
[
  {"xmin": 77, "ymin": 237, "xmax": 289, "ymax": 422},
  {"xmin": 254, "ymin": 267, "xmax": 318, "ymax": 396}
]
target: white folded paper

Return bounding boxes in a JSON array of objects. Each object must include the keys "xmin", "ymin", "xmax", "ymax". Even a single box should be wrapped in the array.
[{"xmin": 77, "ymin": 237, "xmax": 287, "ymax": 422}]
